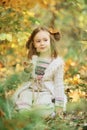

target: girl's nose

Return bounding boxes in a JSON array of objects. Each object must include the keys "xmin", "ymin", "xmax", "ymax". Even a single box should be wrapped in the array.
[{"xmin": 40, "ymin": 41, "xmax": 44, "ymax": 45}]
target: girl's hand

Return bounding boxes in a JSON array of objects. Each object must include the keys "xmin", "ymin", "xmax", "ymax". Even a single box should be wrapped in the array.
[
  {"xmin": 23, "ymin": 61, "xmax": 33, "ymax": 73},
  {"xmin": 55, "ymin": 107, "xmax": 63, "ymax": 116},
  {"xmin": 23, "ymin": 61, "xmax": 30, "ymax": 67}
]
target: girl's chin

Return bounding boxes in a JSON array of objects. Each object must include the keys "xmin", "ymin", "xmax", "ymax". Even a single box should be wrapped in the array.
[
  {"xmin": 38, "ymin": 49, "xmax": 47, "ymax": 53},
  {"xmin": 40, "ymin": 50, "xmax": 48, "ymax": 53}
]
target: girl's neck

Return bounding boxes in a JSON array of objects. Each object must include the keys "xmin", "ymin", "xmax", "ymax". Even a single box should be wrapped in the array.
[{"xmin": 39, "ymin": 51, "xmax": 51, "ymax": 59}]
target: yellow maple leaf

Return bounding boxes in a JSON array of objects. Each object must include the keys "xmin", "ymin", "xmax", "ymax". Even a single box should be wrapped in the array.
[
  {"xmin": 72, "ymin": 74, "xmax": 81, "ymax": 84},
  {"xmin": 15, "ymin": 63, "xmax": 24, "ymax": 72},
  {"xmin": 69, "ymin": 90, "xmax": 80, "ymax": 102}
]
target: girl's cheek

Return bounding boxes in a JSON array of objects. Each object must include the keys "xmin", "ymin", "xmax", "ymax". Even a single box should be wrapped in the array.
[{"xmin": 34, "ymin": 42, "xmax": 39, "ymax": 47}]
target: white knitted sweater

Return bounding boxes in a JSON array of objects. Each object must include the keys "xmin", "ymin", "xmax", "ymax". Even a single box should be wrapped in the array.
[{"xmin": 13, "ymin": 55, "xmax": 67, "ymax": 110}]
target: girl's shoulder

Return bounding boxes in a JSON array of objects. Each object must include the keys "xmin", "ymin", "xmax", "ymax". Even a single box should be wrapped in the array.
[
  {"xmin": 55, "ymin": 56, "xmax": 64, "ymax": 62},
  {"xmin": 52, "ymin": 56, "xmax": 64, "ymax": 66},
  {"xmin": 45, "ymin": 56, "xmax": 64, "ymax": 72},
  {"xmin": 44, "ymin": 56, "xmax": 64, "ymax": 75},
  {"xmin": 32, "ymin": 55, "xmax": 38, "ymax": 60}
]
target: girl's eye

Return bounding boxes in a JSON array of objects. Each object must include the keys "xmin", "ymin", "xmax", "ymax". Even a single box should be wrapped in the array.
[
  {"xmin": 44, "ymin": 39, "xmax": 48, "ymax": 41},
  {"xmin": 36, "ymin": 40, "xmax": 41, "ymax": 42}
]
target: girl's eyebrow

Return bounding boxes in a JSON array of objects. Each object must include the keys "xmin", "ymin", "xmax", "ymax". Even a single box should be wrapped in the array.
[
  {"xmin": 43, "ymin": 38, "xmax": 48, "ymax": 39},
  {"xmin": 34, "ymin": 36, "xmax": 49, "ymax": 40},
  {"xmin": 34, "ymin": 39, "xmax": 41, "ymax": 42},
  {"xmin": 35, "ymin": 38, "xmax": 48, "ymax": 41},
  {"xmin": 35, "ymin": 38, "xmax": 41, "ymax": 40}
]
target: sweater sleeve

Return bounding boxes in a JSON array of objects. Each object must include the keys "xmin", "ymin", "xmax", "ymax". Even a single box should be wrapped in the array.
[
  {"xmin": 43, "ymin": 57, "xmax": 66, "ymax": 108},
  {"xmin": 54, "ymin": 59, "xmax": 65, "ymax": 107}
]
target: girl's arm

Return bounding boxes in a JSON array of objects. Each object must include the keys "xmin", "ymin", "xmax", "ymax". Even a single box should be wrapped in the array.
[
  {"xmin": 43, "ymin": 57, "xmax": 67, "ymax": 110},
  {"xmin": 54, "ymin": 61, "xmax": 65, "ymax": 108}
]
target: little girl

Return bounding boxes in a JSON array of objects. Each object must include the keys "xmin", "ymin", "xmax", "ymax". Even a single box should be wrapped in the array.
[{"xmin": 13, "ymin": 26, "xmax": 67, "ymax": 115}]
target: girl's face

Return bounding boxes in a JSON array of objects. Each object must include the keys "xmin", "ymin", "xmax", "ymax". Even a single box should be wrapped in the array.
[{"xmin": 33, "ymin": 30, "xmax": 51, "ymax": 54}]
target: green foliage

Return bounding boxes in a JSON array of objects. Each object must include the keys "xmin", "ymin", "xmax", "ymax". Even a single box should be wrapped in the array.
[
  {"xmin": 0, "ymin": 71, "xmax": 32, "ymax": 95},
  {"xmin": 66, "ymin": 99, "xmax": 87, "ymax": 112},
  {"xmin": 0, "ymin": 33, "xmax": 12, "ymax": 42},
  {"xmin": 0, "ymin": 101, "xmax": 86, "ymax": 130},
  {"xmin": 0, "ymin": 108, "xmax": 47, "ymax": 130},
  {"xmin": 0, "ymin": 7, "xmax": 21, "ymax": 32},
  {"xmin": 0, "ymin": 73, "xmax": 21, "ymax": 94},
  {"xmin": 0, "ymin": 71, "xmax": 86, "ymax": 130},
  {"xmin": 5, "ymin": 74, "xmax": 21, "ymax": 90},
  {"xmin": 0, "ymin": 0, "xmax": 87, "ymax": 129}
]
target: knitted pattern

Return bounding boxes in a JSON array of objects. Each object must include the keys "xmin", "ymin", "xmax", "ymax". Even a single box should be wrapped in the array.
[{"xmin": 13, "ymin": 56, "xmax": 67, "ymax": 111}]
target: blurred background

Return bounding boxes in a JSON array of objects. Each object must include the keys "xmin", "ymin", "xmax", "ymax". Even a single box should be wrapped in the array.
[
  {"xmin": 0, "ymin": 0, "xmax": 87, "ymax": 59},
  {"xmin": 0, "ymin": 1, "xmax": 87, "ymax": 130},
  {"xmin": 0, "ymin": 0, "xmax": 87, "ymax": 99}
]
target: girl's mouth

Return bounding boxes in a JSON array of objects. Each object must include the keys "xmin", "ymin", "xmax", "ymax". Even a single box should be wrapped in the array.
[{"xmin": 40, "ymin": 47, "xmax": 45, "ymax": 49}]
